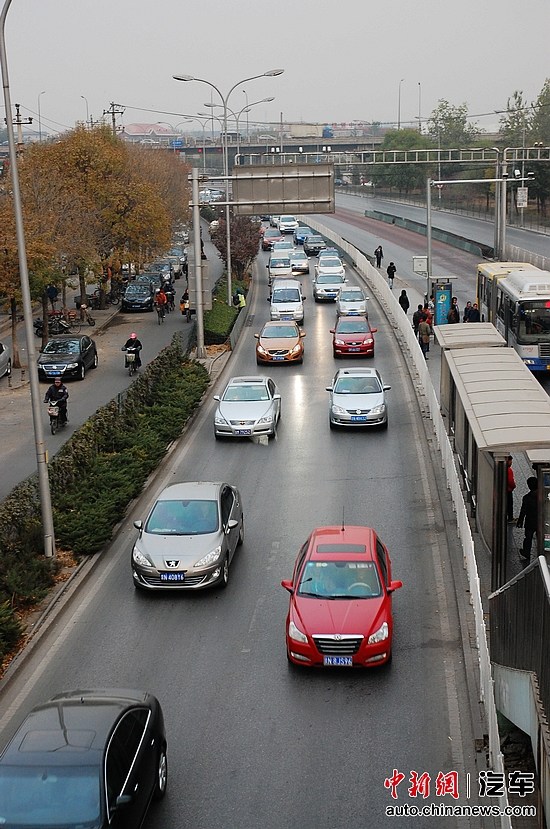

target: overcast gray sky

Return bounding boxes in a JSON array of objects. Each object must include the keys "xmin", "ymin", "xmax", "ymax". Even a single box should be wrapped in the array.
[{"xmin": 3, "ymin": 0, "xmax": 549, "ymax": 137}]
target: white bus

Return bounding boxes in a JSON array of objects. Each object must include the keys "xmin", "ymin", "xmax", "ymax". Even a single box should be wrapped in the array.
[
  {"xmin": 492, "ymin": 269, "xmax": 550, "ymax": 371},
  {"xmin": 476, "ymin": 261, "xmax": 535, "ymax": 323}
]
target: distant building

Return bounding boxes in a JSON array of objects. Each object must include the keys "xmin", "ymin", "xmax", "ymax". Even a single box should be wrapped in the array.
[{"xmin": 119, "ymin": 123, "xmax": 182, "ymax": 147}]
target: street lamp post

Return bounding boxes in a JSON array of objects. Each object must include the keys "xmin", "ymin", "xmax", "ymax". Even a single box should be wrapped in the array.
[
  {"xmin": 37, "ymin": 89, "xmax": 46, "ymax": 141},
  {"xmin": 0, "ymin": 0, "xmax": 56, "ymax": 557},
  {"xmin": 173, "ymin": 69, "xmax": 283, "ymax": 305},
  {"xmin": 207, "ymin": 97, "xmax": 274, "ymax": 158},
  {"xmin": 80, "ymin": 94, "xmax": 89, "ymax": 127},
  {"xmin": 243, "ymin": 89, "xmax": 249, "ymax": 141},
  {"xmin": 397, "ymin": 78, "xmax": 405, "ymax": 130}
]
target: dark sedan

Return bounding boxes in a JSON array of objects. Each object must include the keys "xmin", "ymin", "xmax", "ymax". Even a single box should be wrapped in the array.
[
  {"xmin": 121, "ymin": 283, "xmax": 154, "ymax": 312},
  {"xmin": 0, "ymin": 688, "xmax": 167, "ymax": 829},
  {"xmin": 37, "ymin": 334, "xmax": 98, "ymax": 381},
  {"xmin": 303, "ymin": 235, "xmax": 327, "ymax": 256}
]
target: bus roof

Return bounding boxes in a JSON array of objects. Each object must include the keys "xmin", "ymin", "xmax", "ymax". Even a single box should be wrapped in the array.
[
  {"xmin": 477, "ymin": 262, "xmax": 535, "ymax": 281},
  {"xmin": 498, "ymin": 270, "xmax": 550, "ymax": 299}
]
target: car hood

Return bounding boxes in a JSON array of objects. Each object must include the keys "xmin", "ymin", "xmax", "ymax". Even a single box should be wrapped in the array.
[
  {"xmin": 315, "ymin": 279, "xmax": 345, "ymax": 289},
  {"xmin": 259, "ymin": 336, "xmax": 300, "ymax": 349},
  {"xmin": 335, "ymin": 330, "xmax": 373, "ymax": 342},
  {"xmin": 218, "ymin": 400, "xmax": 274, "ymax": 420},
  {"xmin": 338, "ymin": 301, "xmax": 367, "ymax": 313},
  {"xmin": 271, "ymin": 301, "xmax": 302, "ymax": 312},
  {"xmin": 138, "ymin": 532, "xmax": 221, "ymax": 569},
  {"xmin": 332, "ymin": 391, "xmax": 384, "ymax": 409},
  {"xmin": 38, "ymin": 351, "xmax": 79, "ymax": 364},
  {"xmin": 293, "ymin": 595, "xmax": 385, "ymax": 636}
]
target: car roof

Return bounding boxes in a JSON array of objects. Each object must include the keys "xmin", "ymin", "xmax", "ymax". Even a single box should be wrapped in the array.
[
  {"xmin": 227, "ymin": 375, "xmax": 270, "ymax": 385},
  {"xmin": 1, "ymin": 689, "xmax": 155, "ymax": 767},
  {"xmin": 156, "ymin": 481, "xmax": 223, "ymax": 501},
  {"xmin": 335, "ymin": 367, "xmax": 379, "ymax": 377},
  {"xmin": 307, "ymin": 526, "xmax": 377, "ymax": 561}
]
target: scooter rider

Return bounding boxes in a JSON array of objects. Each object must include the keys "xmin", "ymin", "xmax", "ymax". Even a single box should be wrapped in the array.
[
  {"xmin": 123, "ymin": 332, "xmax": 143, "ymax": 368},
  {"xmin": 44, "ymin": 377, "xmax": 69, "ymax": 424}
]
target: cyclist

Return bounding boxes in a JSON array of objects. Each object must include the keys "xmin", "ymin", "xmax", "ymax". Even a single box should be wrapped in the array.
[
  {"xmin": 123, "ymin": 332, "xmax": 143, "ymax": 368},
  {"xmin": 44, "ymin": 377, "xmax": 69, "ymax": 424},
  {"xmin": 154, "ymin": 288, "xmax": 167, "ymax": 320}
]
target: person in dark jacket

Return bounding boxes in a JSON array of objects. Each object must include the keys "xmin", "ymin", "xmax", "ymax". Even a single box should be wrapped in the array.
[
  {"xmin": 467, "ymin": 303, "xmax": 481, "ymax": 322},
  {"xmin": 517, "ymin": 477, "xmax": 538, "ymax": 560},
  {"xmin": 44, "ymin": 378, "xmax": 69, "ymax": 424},
  {"xmin": 374, "ymin": 245, "xmax": 384, "ymax": 267},
  {"xmin": 412, "ymin": 304, "xmax": 424, "ymax": 336},
  {"xmin": 398, "ymin": 289, "xmax": 410, "ymax": 314},
  {"xmin": 386, "ymin": 262, "xmax": 396, "ymax": 289}
]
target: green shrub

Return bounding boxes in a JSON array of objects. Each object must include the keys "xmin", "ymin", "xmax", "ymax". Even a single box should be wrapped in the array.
[{"xmin": 0, "ymin": 601, "xmax": 22, "ymax": 663}]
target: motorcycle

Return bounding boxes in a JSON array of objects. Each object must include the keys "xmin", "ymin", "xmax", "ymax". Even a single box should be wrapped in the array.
[
  {"xmin": 46, "ymin": 400, "xmax": 67, "ymax": 435},
  {"xmin": 122, "ymin": 346, "xmax": 140, "ymax": 376},
  {"xmin": 34, "ymin": 317, "xmax": 73, "ymax": 337}
]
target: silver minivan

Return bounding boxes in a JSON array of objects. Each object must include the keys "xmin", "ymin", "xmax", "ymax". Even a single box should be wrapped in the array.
[{"xmin": 269, "ymin": 279, "xmax": 305, "ymax": 324}]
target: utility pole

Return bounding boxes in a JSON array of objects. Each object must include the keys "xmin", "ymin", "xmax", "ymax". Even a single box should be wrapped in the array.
[
  {"xmin": 6, "ymin": 103, "xmax": 32, "ymax": 154},
  {"xmin": 103, "ymin": 101, "xmax": 124, "ymax": 136}
]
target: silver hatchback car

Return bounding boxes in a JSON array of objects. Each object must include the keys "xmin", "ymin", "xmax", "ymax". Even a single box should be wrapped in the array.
[
  {"xmin": 327, "ymin": 367, "xmax": 390, "ymax": 429},
  {"xmin": 131, "ymin": 481, "xmax": 244, "ymax": 590},
  {"xmin": 214, "ymin": 375, "xmax": 281, "ymax": 439}
]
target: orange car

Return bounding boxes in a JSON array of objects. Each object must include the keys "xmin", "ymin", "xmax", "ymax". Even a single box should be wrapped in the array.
[{"xmin": 255, "ymin": 321, "xmax": 306, "ymax": 365}]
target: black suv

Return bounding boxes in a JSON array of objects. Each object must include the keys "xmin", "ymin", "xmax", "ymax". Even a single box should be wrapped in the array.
[{"xmin": 0, "ymin": 688, "xmax": 167, "ymax": 828}]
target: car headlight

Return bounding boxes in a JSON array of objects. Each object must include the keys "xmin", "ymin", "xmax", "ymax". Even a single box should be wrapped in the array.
[
  {"xmin": 258, "ymin": 414, "xmax": 274, "ymax": 424},
  {"xmin": 370, "ymin": 403, "xmax": 386, "ymax": 415},
  {"xmin": 214, "ymin": 411, "xmax": 227, "ymax": 426},
  {"xmin": 331, "ymin": 404, "xmax": 347, "ymax": 415},
  {"xmin": 132, "ymin": 547, "xmax": 153, "ymax": 568},
  {"xmin": 257, "ymin": 345, "xmax": 268, "ymax": 355},
  {"xmin": 334, "ymin": 338, "xmax": 345, "ymax": 345},
  {"xmin": 65, "ymin": 362, "xmax": 79, "ymax": 369},
  {"xmin": 368, "ymin": 621, "xmax": 389, "ymax": 644},
  {"xmin": 271, "ymin": 311, "xmax": 280, "ymax": 318},
  {"xmin": 289, "ymin": 620, "xmax": 308, "ymax": 644},
  {"xmin": 363, "ymin": 338, "xmax": 373, "ymax": 345},
  {"xmin": 290, "ymin": 344, "xmax": 302, "ymax": 354},
  {"xmin": 195, "ymin": 546, "xmax": 222, "ymax": 568}
]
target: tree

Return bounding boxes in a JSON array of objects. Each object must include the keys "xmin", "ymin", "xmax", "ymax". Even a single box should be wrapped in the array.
[
  {"xmin": 499, "ymin": 90, "xmax": 531, "ymax": 147},
  {"xmin": 529, "ymin": 79, "xmax": 550, "ymax": 216},
  {"xmin": 427, "ymin": 100, "xmax": 479, "ymax": 148},
  {"xmin": 213, "ymin": 216, "xmax": 260, "ymax": 280},
  {"xmin": 376, "ymin": 129, "xmax": 435, "ymax": 194}
]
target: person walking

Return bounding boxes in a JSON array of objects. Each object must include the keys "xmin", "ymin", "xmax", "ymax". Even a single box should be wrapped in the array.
[
  {"xmin": 398, "ymin": 289, "xmax": 410, "ymax": 314},
  {"xmin": 506, "ymin": 455, "xmax": 516, "ymax": 522},
  {"xmin": 46, "ymin": 283, "xmax": 59, "ymax": 311},
  {"xmin": 374, "ymin": 245, "xmax": 384, "ymax": 268},
  {"xmin": 386, "ymin": 261, "xmax": 396, "ymax": 289},
  {"xmin": 418, "ymin": 316, "xmax": 431, "ymax": 360},
  {"xmin": 517, "ymin": 477, "xmax": 538, "ymax": 561}
]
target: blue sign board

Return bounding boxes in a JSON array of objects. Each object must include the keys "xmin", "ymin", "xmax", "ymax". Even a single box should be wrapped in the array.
[
  {"xmin": 434, "ymin": 284, "xmax": 452, "ymax": 326},
  {"xmin": 170, "ymin": 139, "xmax": 184, "ymax": 148}
]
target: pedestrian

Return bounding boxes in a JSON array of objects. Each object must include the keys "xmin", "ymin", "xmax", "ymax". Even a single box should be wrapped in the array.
[
  {"xmin": 374, "ymin": 245, "xmax": 384, "ymax": 268},
  {"xmin": 506, "ymin": 455, "xmax": 516, "ymax": 522},
  {"xmin": 517, "ymin": 477, "xmax": 538, "ymax": 561},
  {"xmin": 467, "ymin": 302, "xmax": 481, "ymax": 322},
  {"xmin": 462, "ymin": 301, "xmax": 472, "ymax": 322},
  {"xmin": 412, "ymin": 304, "xmax": 424, "ymax": 336},
  {"xmin": 398, "ymin": 289, "xmax": 410, "ymax": 314},
  {"xmin": 386, "ymin": 261, "xmax": 396, "ymax": 289},
  {"xmin": 46, "ymin": 283, "xmax": 59, "ymax": 311},
  {"xmin": 447, "ymin": 301, "xmax": 460, "ymax": 324},
  {"xmin": 418, "ymin": 315, "xmax": 431, "ymax": 360}
]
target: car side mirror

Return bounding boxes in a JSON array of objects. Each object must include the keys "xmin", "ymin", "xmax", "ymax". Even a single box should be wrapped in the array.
[
  {"xmin": 267, "ymin": 297, "xmax": 271, "ymax": 301},
  {"xmin": 254, "ymin": 333, "xmax": 260, "ymax": 339},
  {"xmin": 325, "ymin": 386, "xmax": 333, "ymax": 391},
  {"xmin": 213, "ymin": 395, "xmax": 220, "ymax": 401},
  {"xmin": 383, "ymin": 385, "xmax": 391, "ymax": 391},
  {"xmin": 133, "ymin": 520, "xmax": 143, "ymax": 531},
  {"xmin": 302, "ymin": 296, "xmax": 306, "ymax": 300},
  {"xmin": 370, "ymin": 327, "xmax": 378, "ymax": 333},
  {"xmin": 388, "ymin": 580, "xmax": 403, "ymax": 593},
  {"xmin": 116, "ymin": 794, "xmax": 133, "ymax": 810},
  {"xmin": 329, "ymin": 329, "xmax": 335, "ymax": 334},
  {"xmin": 281, "ymin": 579, "xmax": 294, "ymax": 593},
  {"xmin": 300, "ymin": 331, "xmax": 306, "ymax": 338},
  {"xmin": 227, "ymin": 519, "xmax": 238, "ymax": 532}
]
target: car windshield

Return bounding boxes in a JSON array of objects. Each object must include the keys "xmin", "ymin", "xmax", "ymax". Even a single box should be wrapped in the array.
[
  {"xmin": 291, "ymin": 254, "xmax": 306, "ymax": 261},
  {"xmin": 270, "ymin": 259, "xmax": 291, "ymax": 269},
  {"xmin": 145, "ymin": 499, "xmax": 219, "ymax": 535},
  {"xmin": 334, "ymin": 375, "xmax": 382, "ymax": 394},
  {"xmin": 317, "ymin": 274, "xmax": 345, "ymax": 284},
  {"xmin": 308, "ymin": 237, "xmax": 323, "ymax": 243},
  {"xmin": 337, "ymin": 320, "xmax": 370, "ymax": 333},
  {"xmin": 43, "ymin": 339, "xmax": 80, "ymax": 354},
  {"xmin": 272, "ymin": 289, "xmax": 300, "ymax": 303},
  {"xmin": 265, "ymin": 229, "xmax": 279, "ymax": 237},
  {"xmin": 0, "ymin": 764, "xmax": 100, "ymax": 826},
  {"xmin": 298, "ymin": 561, "xmax": 381, "ymax": 598},
  {"xmin": 126, "ymin": 285, "xmax": 149, "ymax": 295},
  {"xmin": 340, "ymin": 291, "xmax": 364, "ymax": 302},
  {"xmin": 222, "ymin": 384, "xmax": 270, "ymax": 402},
  {"xmin": 319, "ymin": 259, "xmax": 342, "ymax": 269},
  {"xmin": 281, "ymin": 216, "xmax": 295, "ymax": 222},
  {"xmin": 262, "ymin": 324, "xmax": 298, "ymax": 339},
  {"xmin": 298, "ymin": 227, "xmax": 312, "ymax": 236}
]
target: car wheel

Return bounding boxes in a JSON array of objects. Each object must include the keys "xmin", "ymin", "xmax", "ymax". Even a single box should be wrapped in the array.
[
  {"xmin": 237, "ymin": 518, "xmax": 245, "ymax": 546},
  {"xmin": 79, "ymin": 363, "xmax": 86, "ymax": 380},
  {"xmin": 153, "ymin": 748, "xmax": 168, "ymax": 800},
  {"xmin": 92, "ymin": 352, "xmax": 98, "ymax": 369},
  {"xmin": 219, "ymin": 554, "xmax": 229, "ymax": 589},
  {"xmin": 4, "ymin": 358, "xmax": 11, "ymax": 378}
]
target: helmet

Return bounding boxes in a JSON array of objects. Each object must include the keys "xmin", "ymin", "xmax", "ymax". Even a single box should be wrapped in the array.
[
  {"xmin": 155, "ymin": 288, "xmax": 161, "ymax": 293},
  {"xmin": 130, "ymin": 333, "xmax": 137, "ymax": 339}
]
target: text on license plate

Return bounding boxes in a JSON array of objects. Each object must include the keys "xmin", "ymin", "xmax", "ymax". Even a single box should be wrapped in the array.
[
  {"xmin": 236, "ymin": 429, "xmax": 252, "ymax": 435},
  {"xmin": 323, "ymin": 656, "xmax": 353, "ymax": 666},
  {"xmin": 351, "ymin": 416, "xmax": 368, "ymax": 422},
  {"xmin": 48, "ymin": 370, "xmax": 62, "ymax": 375},
  {"xmin": 348, "ymin": 347, "xmax": 360, "ymax": 352},
  {"xmin": 160, "ymin": 572, "xmax": 185, "ymax": 582},
  {"xmin": 272, "ymin": 356, "xmax": 285, "ymax": 361}
]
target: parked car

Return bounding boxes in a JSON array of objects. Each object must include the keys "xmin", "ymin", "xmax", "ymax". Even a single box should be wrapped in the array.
[
  {"xmin": 331, "ymin": 317, "xmax": 377, "ymax": 358},
  {"xmin": 37, "ymin": 335, "xmax": 98, "ymax": 381},
  {"xmin": 255, "ymin": 320, "xmax": 306, "ymax": 365},
  {"xmin": 312, "ymin": 272, "xmax": 347, "ymax": 301},
  {"xmin": 214, "ymin": 375, "xmax": 281, "ymax": 439},
  {"xmin": 0, "ymin": 341, "xmax": 11, "ymax": 379},
  {"xmin": 0, "ymin": 688, "xmax": 167, "ymax": 828},
  {"xmin": 262, "ymin": 227, "xmax": 285, "ymax": 251},
  {"xmin": 336, "ymin": 286, "xmax": 370, "ymax": 317},
  {"xmin": 121, "ymin": 283, "xmax": 155, "ymax": 312},
  {"xmin": 131, "ymin": 481, "xmax": 244, "ymax": 590},
  {"xmin": 303, "ymin": 235, "xmax": 327, "ymax": 257},
  {"xmin": 281, "ymin": 524, "xmax": 402, "ymax": 667},
  {"xmin": 326, "ymin": 366, "xmax": 390, "ymax": 429}
]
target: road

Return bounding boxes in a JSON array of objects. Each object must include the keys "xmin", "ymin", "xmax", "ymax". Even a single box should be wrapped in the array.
[{"xmin": 0, "ymin": 231, "xmax": 488, "ymax": 827}]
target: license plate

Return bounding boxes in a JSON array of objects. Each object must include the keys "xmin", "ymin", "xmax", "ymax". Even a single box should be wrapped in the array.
[
  {"xmin": 272, "ymin": 356, "xmax": 285, "ymax": 361},
  {"xmin": 281, "ymin": 316, "xmax": 292, "ymax": 320},
  {"xmin": 348, "ymin": 311, "xmax": 359, "ymax": 315},
  {"xmin": 48, "ymin": 370, "xmax": 62, "ymax": 376},
  {"xmin": 348, "ymin": 347, "xmax": 361, "ymax": 352},
  {"xmin": 235, "ymin": 429, "xmax": 252, "ymax": 435},
  {"xmin": 351, "ymin": 415, "xmax": 368, "ymax": 422},
  {"xmin": 323, "ymin": 656, "xmax": 353, "ymax": 667},
  {"xmin": 159, "ymin": 572, "xmax": 185, "ymax": 582}
]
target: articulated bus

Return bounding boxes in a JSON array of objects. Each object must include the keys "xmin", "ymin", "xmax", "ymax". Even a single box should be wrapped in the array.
[{"xmin": 477, "ymin": 264, "xmax": 550, "ymax": 371}]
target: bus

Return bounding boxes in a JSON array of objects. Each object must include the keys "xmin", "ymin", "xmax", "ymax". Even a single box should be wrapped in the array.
[
  {"xmin": 476, "ymin": 261, "xmax": 535, "ymax": 323},
  {"xmin": 490, "ymin": 269, "xmax": 550, "ymax": 371}
]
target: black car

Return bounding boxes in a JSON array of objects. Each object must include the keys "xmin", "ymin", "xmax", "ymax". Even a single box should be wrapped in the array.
[
  {"xmin": 37, "ymin": 335, "xmax": 98, "ymax": 381},
  {"xmin": 303, "ymin": 235, "xmax": 327, "ymax": 256},
  {"xmin": 0, "ymin": 688, "xmax": 167, "ymax": 829},
  {"xmin": 121, "ymin": 283, "xmax": 154, "ymax": 312}
]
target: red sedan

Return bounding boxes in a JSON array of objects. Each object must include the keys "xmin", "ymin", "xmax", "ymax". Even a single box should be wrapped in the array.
[
  {"xmin": 330, "ymin": 318, "xmax": 377, "ymax": 358},
  {"xmin": 281, "ymin": 525, "xmax": 402, "ymax": 668},
  {"xmin": 261, "ymin": 228, "xmax": 285, "ymax": 251}
]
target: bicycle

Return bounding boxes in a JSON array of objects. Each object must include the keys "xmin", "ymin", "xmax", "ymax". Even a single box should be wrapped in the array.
[{"xmin": 156, "ymin": 303, "xmax": 166, "ymax": 324}]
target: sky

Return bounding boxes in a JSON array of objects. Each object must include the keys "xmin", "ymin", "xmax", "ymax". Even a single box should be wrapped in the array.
[{"xmin": 2, "ymin": 0, "xmax": 550, "ymax": 139}]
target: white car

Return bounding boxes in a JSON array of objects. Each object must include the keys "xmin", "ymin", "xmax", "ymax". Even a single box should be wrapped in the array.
[
  {"xmin": 213, "ymin": 376, "xmax": 281, "ymax": 439},
  {"xmin": 336, "ymin": 287, "xmax": 370, "ymax": 317},
  {"xmin": 290, "ymin": 250, "xmax": 310, "ymax": 275},
  {"xmin": 272, "ymin": 240, "xmax": 294, "ymax": 254},
  {"xmin": 315, "ymin": 256, "xmax": 346, "ymax": 279},
  {"xmin": 327, "ymin": 367, "xmax": 390, "ymax": 430},
  {"xmin": 0, "ymin": 341, "xmax": 12, "ymax": 379},
  {"xmin": 278, "ymin": 215, "xmax": 299, "ymax": 233}
]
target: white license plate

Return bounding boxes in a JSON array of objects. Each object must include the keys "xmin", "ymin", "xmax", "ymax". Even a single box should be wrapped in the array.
[
  {"xmin": 235, "ymin": 429, "xmax": 252, "ymax": 435},
  {"xmin": 323, "ymin": 656, "xmax": 353, "ymax": 667}
]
